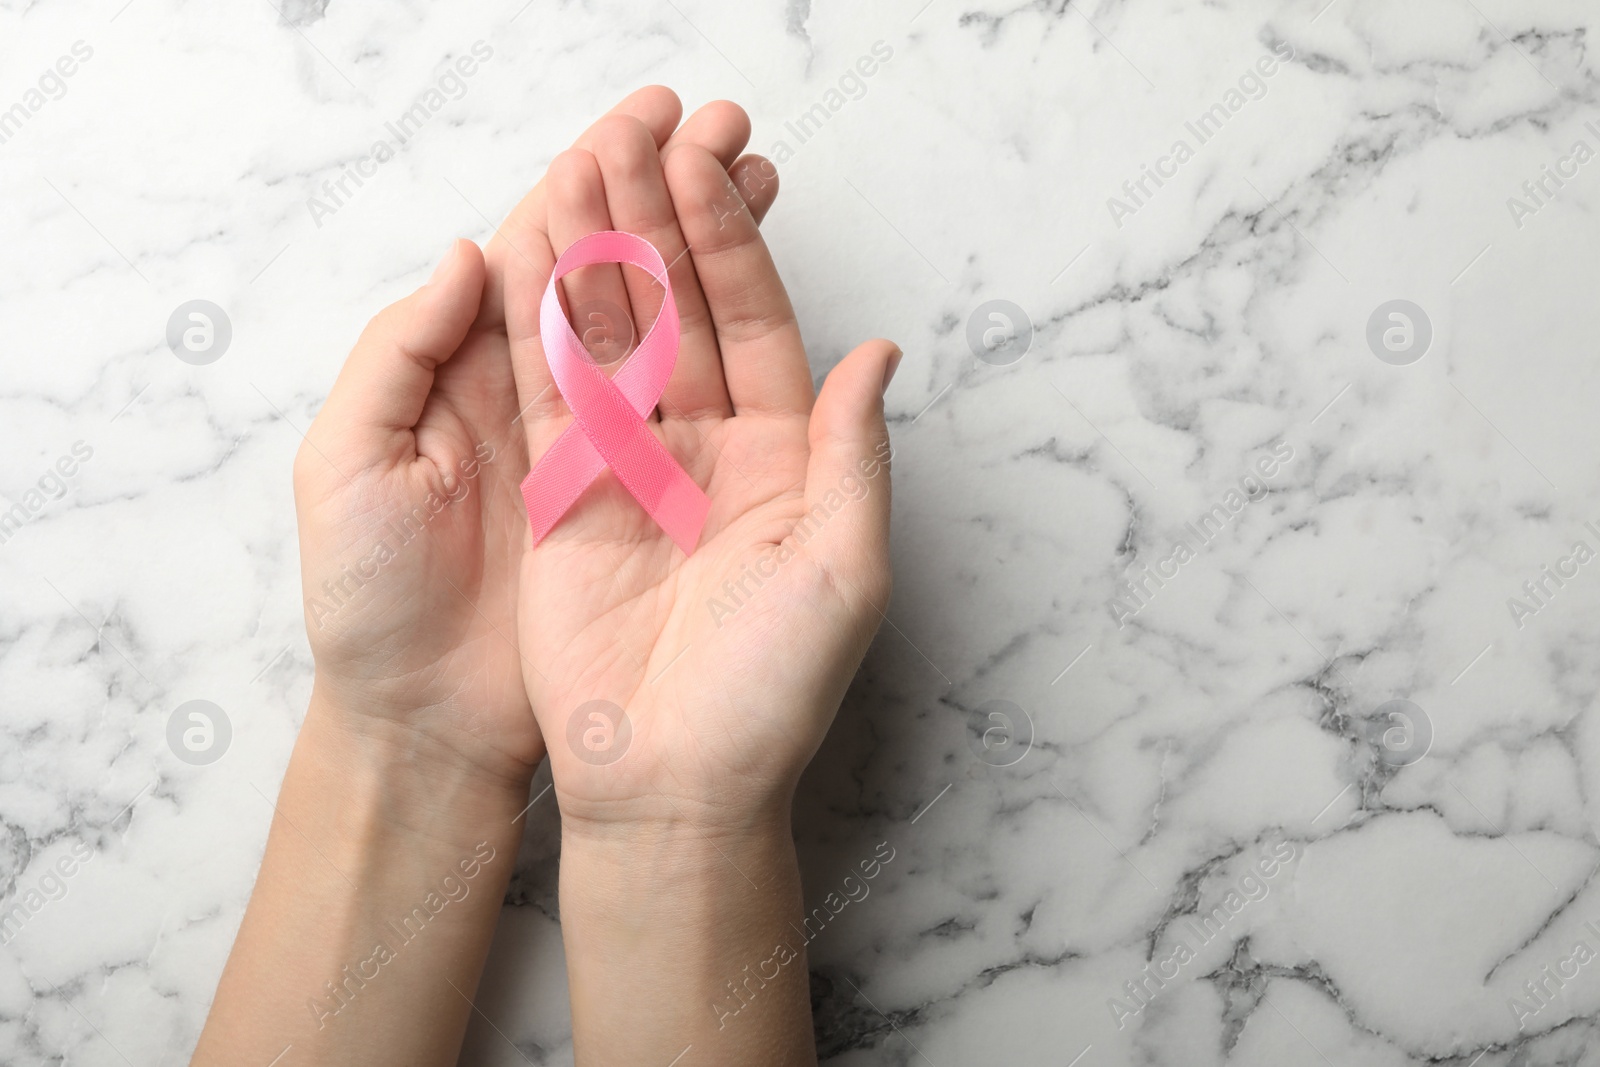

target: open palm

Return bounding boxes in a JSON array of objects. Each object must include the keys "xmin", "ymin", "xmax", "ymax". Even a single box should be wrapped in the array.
[{"xmin": 504, "ymin": 123, "xmax": 899, "ymax": 829}]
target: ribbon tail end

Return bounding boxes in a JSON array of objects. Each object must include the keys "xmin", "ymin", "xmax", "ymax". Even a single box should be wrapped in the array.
[{"xmin": 659, "ymin": 480, "xmax": 711, "ymax": 557}]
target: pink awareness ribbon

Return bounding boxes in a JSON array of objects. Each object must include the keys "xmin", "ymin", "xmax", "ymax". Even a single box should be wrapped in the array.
[{"xmin": 519, "ymin": 231, "xmax": 710, "ymax": 555}]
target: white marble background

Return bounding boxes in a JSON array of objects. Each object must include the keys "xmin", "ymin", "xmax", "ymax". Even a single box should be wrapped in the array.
[{"xmin": 3, "ymin": 0, "xmax": 1600, "ymax": 1062}]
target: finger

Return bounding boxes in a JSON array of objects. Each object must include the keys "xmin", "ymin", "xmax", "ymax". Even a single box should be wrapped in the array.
[
  {"xmin": 507, "ymin": 148, "xmax": 621, "ymax": 443},
  {"xmin": 316, "ymin": 239, "xmax": 487, "ymax": 468},
  {"xmin": 503, "ymin": 87, "xmax": 683, "ymax": 244},
  {"xmin": 547, "ymin": 149, "xmax": 619, "ymax": 329},
  {"xmin": 796, "ymin": 339, "xmax": 899, "ymax": 604},
  {"xmin": 728, "ymin": 154, "xmax": 779, "ymax": 223},
  {"xmin": 663, "ymin": 99, "xmax": 750, "ymax": 168},
  {"xmin": 500, "ymin": 149, "xmax": 561, "ymax": 434},
  {"xmin": 544, "ymin": 142, "xmax": 638, "ymax": 377},
  {"xmin": 591, "ymin": 114, "xmax": 731, "ymax": 420},
  {"xmin": 664, "ymin": 144, "xmax": 813, "ymax": 416},
  {"xmin": 480, "ymin": 86, "xmax": 683, "ymax": 329}
]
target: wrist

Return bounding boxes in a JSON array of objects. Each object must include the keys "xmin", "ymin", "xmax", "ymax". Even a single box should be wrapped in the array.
[
  {"xmin": 559, "ymin": 802, "xmax": 794, "ymax": 865},
  {"xmin": 554, "ymin": 770, "xmax": 799, "ymax": 841},
  {"xmin": 556, "ymin": 807, "xmax": 816, "ymax": 1063},
  {"xmin": 557, "ymin": 811, "xmax": 799, "ymax": 951},
  {"xmin": 194, "ymin": 685, "xmax": 527, "ymax": 1067},
  {"xmin": 300, "ymin": 683, "xmax": 535, "ymax": 843}
]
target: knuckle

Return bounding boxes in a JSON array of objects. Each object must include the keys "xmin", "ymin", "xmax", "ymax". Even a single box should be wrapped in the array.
[
  {"xmin": 549, "ymin": 147, "xmax": 598, "ymax": 186},
  {"xmin": 359, "ymin": 299, "xmax": 407, "ymax": 348},
  {"xmin": 595, "ymin": 116, "xmax": 656, "ymax": 176}
]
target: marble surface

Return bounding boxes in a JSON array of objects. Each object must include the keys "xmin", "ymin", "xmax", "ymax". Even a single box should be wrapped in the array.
[{"xmin": 5, "ymin": 0, "xmax": 1600, "ymax": 1063}]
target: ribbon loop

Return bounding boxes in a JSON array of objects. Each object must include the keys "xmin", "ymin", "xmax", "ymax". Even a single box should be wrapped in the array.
[{"xmin": 519, "ymin": 231, "xmax": 710, "ymax": 554}]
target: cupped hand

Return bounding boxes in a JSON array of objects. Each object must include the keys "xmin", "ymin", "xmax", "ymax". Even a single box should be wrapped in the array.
[
  {"xmin": 293, "ymin": 237, "xmax": 541, "ymax": 781},
  {"xmin": 505, "ymin": 122, "xmax": 900, "ymax": 830},
  {"xmin": 293, "ymin": 88, "xmax": 774, "ymax": 786}
]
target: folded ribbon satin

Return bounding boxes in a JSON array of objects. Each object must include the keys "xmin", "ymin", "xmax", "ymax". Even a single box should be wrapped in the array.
[{"xmin": 519, "ymin": 231, "xmax": 710, "ymax": 554}]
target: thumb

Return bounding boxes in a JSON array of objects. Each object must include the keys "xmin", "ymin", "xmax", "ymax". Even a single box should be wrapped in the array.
[
  {"xmin": 797, "ymin": 338, "xmax": 900, "ymax": 606},
  {"xmin": 316, "ymin": 238, "xmax": 486, "ymax": 468}
]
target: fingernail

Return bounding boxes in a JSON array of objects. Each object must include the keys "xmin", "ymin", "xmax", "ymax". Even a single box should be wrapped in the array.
[
  {"xmin": 428, "ymin": 240, "xmax": 461, "ymax": 285},
  {"xmin": 881, "ymin": 346, "xmax": 903, "ymax": 394}
]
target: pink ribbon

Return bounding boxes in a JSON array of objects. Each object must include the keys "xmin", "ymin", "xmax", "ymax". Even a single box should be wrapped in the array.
[{"xmin": 519, "ymin": 231, "xmax": 709, "ymax": 554}]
